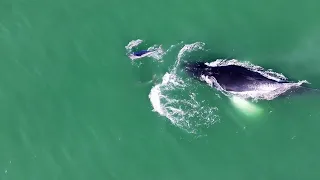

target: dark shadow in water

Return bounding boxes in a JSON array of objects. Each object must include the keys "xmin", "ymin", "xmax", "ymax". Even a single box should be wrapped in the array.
[{"xmin": 131, "ymin": 57, "xmax": 167, "ymax": 87}]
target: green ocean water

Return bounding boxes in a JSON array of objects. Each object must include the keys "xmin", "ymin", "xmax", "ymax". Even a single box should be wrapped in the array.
[{"xmin": 1, "ymin": 0, "xmax": 320, "ymax": 179}]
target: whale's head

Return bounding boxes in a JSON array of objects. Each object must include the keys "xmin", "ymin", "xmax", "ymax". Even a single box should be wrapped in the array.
[{"xmin": 182, "ymin": 61, "xmax": 211, "ymax": 79}]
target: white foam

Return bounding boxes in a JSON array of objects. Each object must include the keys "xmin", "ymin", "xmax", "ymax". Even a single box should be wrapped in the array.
[
  {"xmin": 148, "ymin": 42, "xmax": 219, "ymax": 134},
  {"xmin": 125, "ymin": 39, "xmax": 143, "ymax": 50},
  {"xmin": 125, "ymin": 39, "xmax": 176, "ymax": 61}
]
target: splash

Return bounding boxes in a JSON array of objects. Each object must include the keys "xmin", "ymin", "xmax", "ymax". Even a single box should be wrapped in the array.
[
  {"xmin": 125, "ymin": 39, "xmax": 166, "ymax": 61},
  {"xmin": 148, "ymin": 42, "xmax": 219, "ymax": 134},
  {"xmin": 125, "ymin": 39, "xmax": 143, "ymax": 50}
]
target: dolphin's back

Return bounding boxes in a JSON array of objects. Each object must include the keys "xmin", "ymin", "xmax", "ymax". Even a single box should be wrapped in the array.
[{"xmin": 133, "ymin": 50, "xmax": 150, "ymax": 56}]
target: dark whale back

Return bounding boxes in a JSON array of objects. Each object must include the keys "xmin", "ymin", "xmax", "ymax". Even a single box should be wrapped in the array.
[
  {"xmin": 183, "ymin": 61, "xmax": 320, "ymax": 99},
  {"xmin": 184, "ymin": 62, "xmax": 287, "ymax": 92}
]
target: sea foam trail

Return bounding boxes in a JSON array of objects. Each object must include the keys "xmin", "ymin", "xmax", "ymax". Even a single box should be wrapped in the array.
[
  {"xmin": 125, "ymin": 39, "xmax": 172, "ymax": 61},
  {"xmin": 148, "ymin": 42, "xmax": 219, "ymax": 134}
]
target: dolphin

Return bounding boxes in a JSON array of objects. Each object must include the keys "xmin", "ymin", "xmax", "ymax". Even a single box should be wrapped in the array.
[
  {"xmin": 129, "ymin": 50, "xmax": 154, "ymax": 60},
  {"xmin": 182, "ymin": 61, "xmax": 318, "ymax": 100},
  {"xmin": 133, "ymin": 50, "xmax": 151, "ymax": 56}
]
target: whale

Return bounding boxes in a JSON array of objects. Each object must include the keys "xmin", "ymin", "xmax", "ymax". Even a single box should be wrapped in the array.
[{"xmin": 182, "ymin": 61, "xmax": 318, "ymax": 100}]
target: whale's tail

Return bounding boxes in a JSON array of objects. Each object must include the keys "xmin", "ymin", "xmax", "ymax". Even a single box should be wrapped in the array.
[
  {"xmin": 279, "ymin": 85, "xmax": 320, "ymax": 99},
  {"xmin": 294, "ymin": 86, "xmax": 320, "ymax": 94}
]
